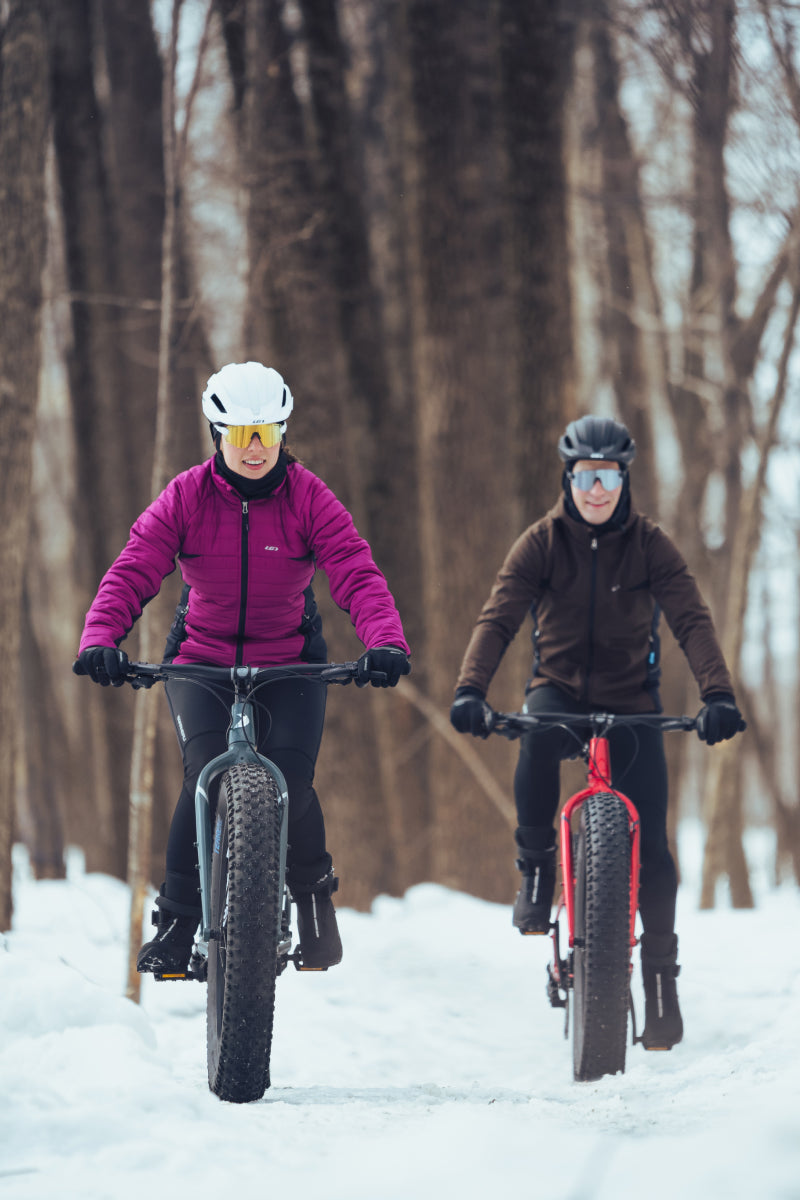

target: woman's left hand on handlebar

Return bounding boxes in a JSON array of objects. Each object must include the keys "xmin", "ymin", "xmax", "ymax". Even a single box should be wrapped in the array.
[
  {"xmin": 696, "ymin": 693, "xmax": 746, "ymax": 745},
  {"xmin": 73, "ymin": 646, "xmax": 129, "ymax": 687},
  {"xmin": 355, "ymin": 646, "xmax": 411, "ymax": 688}
]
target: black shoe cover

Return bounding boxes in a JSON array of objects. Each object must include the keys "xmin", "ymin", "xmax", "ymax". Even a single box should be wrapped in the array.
[
  {"xmin": 512, "ymin": 845, "xmax": 556, "ymax": 934},
  {"xmin": 290, "ymin": 871, "xmax": 343, "ymax": 970},
  {"xmin": 137, "ymin": 908, "xmax": 198, "ymax": 977},
  {"xmin": 641, "ymin": 932, "xmax": 683, "ymax": 1050}
]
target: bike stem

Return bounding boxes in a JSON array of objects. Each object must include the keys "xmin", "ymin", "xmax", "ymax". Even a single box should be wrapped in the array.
[{"xmin": 559, "ymin": 735, "xmax": 642, "ymax": 950}]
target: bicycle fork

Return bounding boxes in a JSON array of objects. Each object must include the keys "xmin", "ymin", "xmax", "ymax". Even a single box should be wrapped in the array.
[
  {"xmin": 546, "ymin": 736, "xmax": 642, "ymax": 1032},
  {"xmin": 193, "ymin": 692, "xmax": 290, "ymax": 971}
]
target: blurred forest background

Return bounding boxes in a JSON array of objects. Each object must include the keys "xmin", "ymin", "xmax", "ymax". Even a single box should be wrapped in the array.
[{"xmin": 2, "ymin": 0, "xmax": 800, "ymax": 936}]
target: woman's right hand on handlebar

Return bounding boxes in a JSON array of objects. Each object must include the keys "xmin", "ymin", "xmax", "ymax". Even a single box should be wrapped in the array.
[
  {"xmin": 73, "ymin": 646, "xmax": 129, "ymax": 687},
  {"xmin": 449, "ymin": 688, "xmax": 494, "ymax": 738}
]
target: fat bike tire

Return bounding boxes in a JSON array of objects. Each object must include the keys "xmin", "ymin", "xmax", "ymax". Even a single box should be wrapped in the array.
[
  {"xmin": 207, "ymin": 764, "xmax": 283, "ymax": 1103},
  {"xmin": 572, "ymin": 792, "xmax": 632, "ymax": 1082}
]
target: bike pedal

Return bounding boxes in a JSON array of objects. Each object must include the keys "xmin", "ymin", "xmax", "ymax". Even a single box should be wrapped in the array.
[
  {"xmin": 284, "ymin": 947, "xmax": 327, "ymax": 972},
  {"xmin": 152, "ymin": 959, "xmax": 207, "ymax": 983},
  {"xmin": 546, "ymin": 964, "xmax": 568, "ymax": 1009}
]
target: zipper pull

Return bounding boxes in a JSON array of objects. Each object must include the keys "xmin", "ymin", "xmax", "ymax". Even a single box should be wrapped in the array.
[
  {"xmin": 242, "ymin": 499, "xmax": 248, "ymax": 515},
  {"xmin": 591, "ymin": 537, "xmax": 598, "ymax": 550}
]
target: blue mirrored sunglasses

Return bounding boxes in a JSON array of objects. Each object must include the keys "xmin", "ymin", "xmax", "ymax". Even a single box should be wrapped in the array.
[{"xmin": 569, "ymin": 468, "xmax": 624, "ymax": 492}]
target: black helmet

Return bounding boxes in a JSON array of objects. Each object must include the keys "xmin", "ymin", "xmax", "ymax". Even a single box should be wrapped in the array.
[{"xmin": 558, "ymin": 416, "xmax": 636, "ymax": 466}]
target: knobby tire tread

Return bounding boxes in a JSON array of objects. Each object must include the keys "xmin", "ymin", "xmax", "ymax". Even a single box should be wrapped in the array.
[
  {"xmin": 207, "ymin": 764, "xmax": 283, "ymax": 1103},
  {"xmin": 573, "ymin": 793, "xmax": 632, "ymax": 1082}
]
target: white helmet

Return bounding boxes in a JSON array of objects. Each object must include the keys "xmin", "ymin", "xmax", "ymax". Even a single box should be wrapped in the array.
[{"xmin": 202, "ymin": 362, "xmax": 294, "ymax": 432}]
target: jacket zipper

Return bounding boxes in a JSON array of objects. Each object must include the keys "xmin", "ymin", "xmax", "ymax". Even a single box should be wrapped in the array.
[
  {"xmin": 583, "ymin": 536, "xmax": 598, "ymax": 703},
  {"xmin": 236, "ymin": 499, "xmax": 249, "ymax": 666}
]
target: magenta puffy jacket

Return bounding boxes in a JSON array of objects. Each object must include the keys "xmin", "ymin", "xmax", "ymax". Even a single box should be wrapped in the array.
[{"xmin": 78, "ymin": 457, "xmax": 409, "ymax": 666}]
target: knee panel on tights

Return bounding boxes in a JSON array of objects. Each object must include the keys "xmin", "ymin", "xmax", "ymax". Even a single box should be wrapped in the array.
[{"xmin": 268, "ymin": 747, "xmax": 317, "ymax": 822}]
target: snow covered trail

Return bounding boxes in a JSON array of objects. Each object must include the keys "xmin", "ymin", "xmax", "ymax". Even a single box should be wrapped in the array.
[{"xmin": 1, "ymin": 827, "xmax": 799, "ymax": 1200}]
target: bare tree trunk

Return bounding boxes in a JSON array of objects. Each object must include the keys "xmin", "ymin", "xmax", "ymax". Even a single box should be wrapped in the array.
[
  {"xmin": 497, "ymin": 0, "xmax": 578, "ymax": 518},
  {"xmin": 588, "ymin": 6, "xmax": 661, "ymax": 516},
  {"xmin": 0, "ymin": 0, "xmax": 49, "ymax": 928},
  {"xmin": 574, "ymin": 5, "xmax": 695, "ymax": 855},
  {"xmin": 634, "ymin": 1, "xmax": 795, "ymax": 901},
  {"xmin": 231, "ymin": 0, "xmax": 391, "ymax": 909},
  {"xmin": 400, "ymin": 0, "xmax": 521, "ymax": 899},
  {"xmin": 124, "ymin": 0, "xmax": 214, "ymax": 1002},
  {"xmin": 51, "ymin": 0, "xmax": 139, "ymax": 879},
  {"xmin": 53, "ymin": 0, "xmax": 207, "ymax": 883},
  {"xmin": 342, "ymin": 0, "xmax": 432, "ymax": 886},
  {"xmin": 19, "ymin": 591, "xmax": 67, "ymax": 879},
  {"xmin": 739, "ymin": 688, "xmax": 800, "ymax": 887},
  {"xmin": 102, "ymin": 0, "xmax": 211, "ymax": 891},
  {"xmin": 700, "ymin": 275, "xmax": 800, "ymax": 907},
  {"xmin": 299, "ymin": 0, "xmax": 427, "ymax": 893}
]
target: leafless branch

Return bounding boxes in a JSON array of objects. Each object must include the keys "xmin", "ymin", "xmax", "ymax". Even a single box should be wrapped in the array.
[{"xmin": 395, "ymin": 678, "xmax": 516, "ymax": 830}]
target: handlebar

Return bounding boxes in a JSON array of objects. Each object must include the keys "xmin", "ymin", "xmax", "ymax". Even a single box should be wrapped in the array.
[
  {"xmin": 122, "ymin": 661, "xmax": 361, "ymax": 688},
  {"xmin": 487, "ymin": 710, "xmax": 698, "ymax": 741}
]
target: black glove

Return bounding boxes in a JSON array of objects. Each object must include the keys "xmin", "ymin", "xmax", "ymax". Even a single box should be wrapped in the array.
[
  {"xmin": 449, "ymin": 687, "xmax": 493, "ymax": 738},
  {"xmin": 73, "ymin": 646, "xmax": 129, "ymax": 688},
  {"xmin": 355, "ymin": 646, "xmax": 411, "ymax": 688},
  {"xmin": 696, "ymin": 692, "xmax": 746, "ymax": 745}
]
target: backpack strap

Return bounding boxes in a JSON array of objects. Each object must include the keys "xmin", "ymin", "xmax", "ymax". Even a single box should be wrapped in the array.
[
  {"xmin": 163, "ymin": 582, "xmax": 191, "ymax": 663},
  {"xmin": 646, "ymin": 601, "xmax": 661, "ymax": 691}
]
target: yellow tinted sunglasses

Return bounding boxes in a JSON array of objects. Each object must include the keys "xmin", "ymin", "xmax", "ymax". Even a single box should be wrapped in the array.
[{"xmin": 218, "ymin": 422, "xmax": 284, "ymax": 449}]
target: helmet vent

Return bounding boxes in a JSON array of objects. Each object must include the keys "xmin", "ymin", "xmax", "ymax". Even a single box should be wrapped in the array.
[
  {"xmin": 281, "ymin": 387, "xmax": 287, "ymax": 408},
  {"xmin": 209, "ymin": 392, "xmax": 226, "ymax": 414}
]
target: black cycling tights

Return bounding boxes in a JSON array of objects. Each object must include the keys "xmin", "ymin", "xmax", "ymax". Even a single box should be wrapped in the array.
[
  {"xmin": 162, "ymin": 674, "xmax": 329, "ymax": 908},
  {"xmin": 513, "ymin": 683, "xmax": 678, "ymax": 936}
]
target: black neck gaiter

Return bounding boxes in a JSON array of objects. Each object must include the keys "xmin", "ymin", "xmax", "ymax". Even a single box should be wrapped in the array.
[
  {"xmin": 214, "ymin": 448, "xmax": 289, "ymax": 499},
  {"xmin": 561, "ymin": 468, "xmax": 631, "ymax": 533}
]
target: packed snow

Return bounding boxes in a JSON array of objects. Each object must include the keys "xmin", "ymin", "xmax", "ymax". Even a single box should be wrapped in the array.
[{"xmin": 1, "ymin": 821, "xmax": 798, "ymax": 1200}]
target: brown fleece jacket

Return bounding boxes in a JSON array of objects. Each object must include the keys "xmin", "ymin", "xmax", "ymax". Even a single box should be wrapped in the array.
[{"xmin": 455, "ymin": 496, "xmax": 733, "ymax": 713}]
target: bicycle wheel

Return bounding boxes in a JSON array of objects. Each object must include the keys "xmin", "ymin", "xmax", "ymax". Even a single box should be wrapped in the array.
[
  {"xmin": 572, "ymin": 792, "xmax": 632, "ymax": 1082},
  {"xmin": 207, "ymin": 763, "xmax": 284, "ymax": 1102}
]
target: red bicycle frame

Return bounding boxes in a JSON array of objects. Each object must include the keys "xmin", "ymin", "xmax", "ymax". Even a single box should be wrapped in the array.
[{"xmin": 558, "ymin": 733, "xmax": 641, "ymax": 950}]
